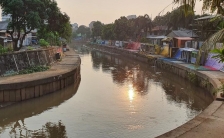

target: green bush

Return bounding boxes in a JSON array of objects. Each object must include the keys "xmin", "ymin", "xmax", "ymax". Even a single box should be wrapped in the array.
[
  {"xmin": 39, "ymin": 39, "xmax": 49, "ymax": 47},
  {"xmin": 19, "ymin": 65, "xmax": 50, "ymax": 74},
  {"xmin": 27, "ymin": 46, "xmax": 34, "ymax": 50}
]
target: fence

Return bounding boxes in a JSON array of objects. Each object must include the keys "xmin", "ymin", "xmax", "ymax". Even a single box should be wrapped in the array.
[{"xmin": 0, "ymin": 47, "xmax": 60, "ymax": 76}]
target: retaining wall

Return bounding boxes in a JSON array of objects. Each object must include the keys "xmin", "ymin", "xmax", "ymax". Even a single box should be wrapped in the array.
[{"xmin": 0, "ymin": 47, "xmax": 61, "ymax": 76}]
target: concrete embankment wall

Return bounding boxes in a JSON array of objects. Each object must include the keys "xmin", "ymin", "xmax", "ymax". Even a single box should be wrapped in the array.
[
  {"xmin": 87, "ymin": 44, "xmax": 215, "ymax": 96},
  {"xmin": 89, "ymin": 44, "xmax": 154, "ymax": 63},
  {"xmin": 0, "ymin": 48, "xmax": 81, "ymax": 103}
]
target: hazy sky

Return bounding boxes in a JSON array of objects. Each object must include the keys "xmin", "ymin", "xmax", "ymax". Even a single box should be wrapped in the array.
[{"xmin": 56, "ymin": 0, "xmax": 205, "ymax": 26}]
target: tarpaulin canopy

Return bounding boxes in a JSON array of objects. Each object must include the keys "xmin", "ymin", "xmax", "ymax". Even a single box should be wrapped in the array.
[{"xmin": 126, "ymin": 42, "xmax": 141, "ymax": 50}]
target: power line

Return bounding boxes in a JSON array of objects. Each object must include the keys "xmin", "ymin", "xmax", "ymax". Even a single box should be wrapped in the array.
[{"xmin": 158, "ymin": 2, "xmax": 176, "ymax": 16}]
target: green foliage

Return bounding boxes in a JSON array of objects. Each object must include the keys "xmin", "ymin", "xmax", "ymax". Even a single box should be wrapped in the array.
[
  {"xmin": 39, "ymin": 39, "xmax": 49, "ymax": 47},
  {"xmin": 1, "ymin": 0, "xmax": 70, "ymax": 50},
  {"xmin": 7, "ymin": 46, "xmax": 13, "ymax": 52},
  {"xmin": 19, "ymin": 65, "xmax": 50, "ymax": 74},
  {"xmin": 153, "ymin": 5, "xmax": 194, "ymax": 30},
  {"xmin": 27, "ymin": 46, "xmax": 34, "ymax": 50},
  {"xmin": 76, "ymin": 25, "xmax": 91, "ymax": 39},
  {"xmin": 92, "ymin": 21, "xmax": 103, "ymax": 38},
  {"xmin": 187, "ymin": 72, "xmax": 198, "ymax": 84},
  {"xmin": 0, "ymin": 0, "xmax": 46, "ymax": 51},
  {"xmin": 196, "ymin": 29, "xmax": 224, "ymax": 66},
  {"xmin": 140, "ymin": 38, "xmax": 149, "ymax": 43},
  {"xmin": 0, "ymin": 45, "xmax": 8, "ymax": 55},
  {"xmin": 175, "ymin": 0, "xmax": 224, "ymax": 15},
  {"xmin": 102, "ymin": 23, "xmax": 115, "ymax": 40},
  {"xmin": 133, "ymin": 14, "xmax": 152, "ymax": 39},
  {"xmin": 200, "ymin": 78, "xmax": 210, "ymax": 88},
  {"xmin": 211, "ymin": 48, "xmax": 224, "ymax": 63},
  {"xmin": 114, "ymin": 17, "xmax": 133, "ymax": 41}
]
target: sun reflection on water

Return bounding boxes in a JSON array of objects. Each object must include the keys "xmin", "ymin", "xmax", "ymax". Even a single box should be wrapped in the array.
[{"xmin": 128, "ymin": 84, "xmax": 135, "ymax": 102}]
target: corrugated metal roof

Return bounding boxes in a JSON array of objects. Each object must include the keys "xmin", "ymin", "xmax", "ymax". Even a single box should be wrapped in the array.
[
  {"xmin": 167, "ymin": 30, "xmax": 198, "ymax": 38},
  {"xmin": 194, "ymin": 15, "xmax": 216, "ymax": 21},
  {"xmin": 147, "ymin": 35, "xmax": 166, "ymax": 39}
]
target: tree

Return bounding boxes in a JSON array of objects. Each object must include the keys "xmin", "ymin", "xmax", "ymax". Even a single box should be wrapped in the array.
[
  {"xmin": 152, "ymin": 5, "xmax": 194, "ymax": 31},
  {"xmin": 0, "ymin": 0, "xmax": 72, "ymax": 51},
  {"xmin": 174, "ymin": 0, "xmax": 224, "ymax": 65},
  {"xmin": 38, "ymin": 0, "xmax": 72, "ymax": 45},
  {"xmin": 92, "ymin": 21, "xmax": 103, "ymax": 38},
  {"xmin": 101, "ymin": 23, "xmax": 115, "ymax": 40},
  {"xmin": 174, "ymin": 0, "xmax": 224, "ymax": 15},
  {"xmin": 0, "ymin": 0, "xmax": 45, "ymax": 51},
  {"xmin": 76, "ymin": 25, "xmax": 91, "ymax": 39},
  {"xmin": 132, "ymin": 14, "xmax": 153, "ymax": 40},
  {"xmin": 114, "ymin": 16, "xmax": 133, "ymax": 41}
]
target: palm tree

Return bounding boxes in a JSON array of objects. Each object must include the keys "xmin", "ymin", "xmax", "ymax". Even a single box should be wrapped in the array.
[
  {"xmin": 174, "ymin": 0, "xmax": 224, "ymax": 65},
  {"xmin": 174, "ymin": 0, "xmax": 224, "ymax": 15}
]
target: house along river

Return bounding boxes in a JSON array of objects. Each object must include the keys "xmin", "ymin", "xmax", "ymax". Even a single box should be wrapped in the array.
[{"xmin": 0, "ymin": 44, "xmax": 213, "ymax": 138}]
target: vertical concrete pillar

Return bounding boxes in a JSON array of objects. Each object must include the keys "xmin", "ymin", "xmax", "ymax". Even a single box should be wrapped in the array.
[
  {"xmin": 57, "ymin": 80, "xmax": 60, "ymax": 90},
  {"xmin": 15, "ymin": 89, "xmax": 21, "ymax": 101},
  {"xmin": 0, "ymin": 91, "xmax": 4, "ymax": 102},
  {"xmin": 9, "ymin": 90, "xmax": 16, "ymax": 102},
  {"xmin": 25, "ymin": 87, "xmax": 31, "ymax": 99},
  {"xmin": 49, "ymin": 82, "xmax": 53, "ymax": 93},
  {"xmin": 53, "ymin": 81, "xmax": 57, "ymax": 92},
  {"xmin": 39, "ymin": 85, "xmax": 43, "ymax": 96},
  {"xmin": 4, "ymin": 90, "xmax": 10, "ymax": 102},
  {"xmin": 35, "ymin": 86, "xmax": 40, "ymax": 98},
  {"xmin": 61, "ymin": 79, "xmax": 65, "ymax": 89},
  {"xmin": 21, "ymin": 88, "xmax": 26, "ymax": 101},
  {"xmin": 43, "ymin": 84, "xmax": 48, "ymax": 94}
]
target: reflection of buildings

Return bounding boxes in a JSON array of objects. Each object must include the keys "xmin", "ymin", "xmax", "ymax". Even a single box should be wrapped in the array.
[
  {"xmin": 160, "ymin": 71, "xmax": 213, "ymax": 111},
  {"xmin": 90, "ymin": 49, "xmax": 150, "ymax": 94},
  {"xmin": 9, "ymin": 121, "xmax": 67, "ymax": 138}
]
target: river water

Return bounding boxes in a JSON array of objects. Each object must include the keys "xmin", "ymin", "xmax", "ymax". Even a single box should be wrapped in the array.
[{"xmin": 0, "ymin": 44, "xmax": 213, "ymax": 138}]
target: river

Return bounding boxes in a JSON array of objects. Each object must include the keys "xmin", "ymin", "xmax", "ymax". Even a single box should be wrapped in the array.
[{"xmin": 0, "ymin": 44, "xmax": 213, "ymax": 138}]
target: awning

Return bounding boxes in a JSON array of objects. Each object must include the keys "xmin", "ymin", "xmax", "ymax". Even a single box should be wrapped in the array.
[{"xmin": 174, "ymin": 37, "xmax": 194, "ymax": 40}]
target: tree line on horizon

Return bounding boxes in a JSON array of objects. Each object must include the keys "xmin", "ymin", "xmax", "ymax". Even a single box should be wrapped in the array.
[{"xmin": 75, "ymin": 4, "xmax": 224, "ymax": 43}]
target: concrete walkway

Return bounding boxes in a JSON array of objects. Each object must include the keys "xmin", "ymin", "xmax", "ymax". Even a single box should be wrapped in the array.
[{"xmin": 0, "ymin": 49, "xmax": 80, "ymax": 86}]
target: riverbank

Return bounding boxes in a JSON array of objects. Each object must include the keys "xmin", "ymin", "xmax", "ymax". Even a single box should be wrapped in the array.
[
  {"xmin": 0, "ymin": 47, "xmax": 81, "ymax": 108},
  {"xmin": 84, "ymin": 43, "xmax": 224, "ymax": 138}
]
